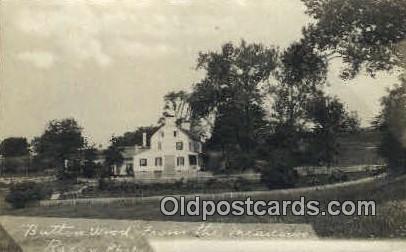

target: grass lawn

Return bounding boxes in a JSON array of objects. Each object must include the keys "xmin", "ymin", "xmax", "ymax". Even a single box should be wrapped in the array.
[
  {"xmin": 79, "ymin": 170, "xmax": 378, "ymax": 199},
  {"xmin": 3, "ymin": 174, "xmax": 406, "ymax": 239}
]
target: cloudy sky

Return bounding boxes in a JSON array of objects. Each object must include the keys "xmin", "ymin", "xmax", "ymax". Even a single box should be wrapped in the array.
[{"xmin": 0, "ymin": 0, "xmax": 400, "ymax": 146}]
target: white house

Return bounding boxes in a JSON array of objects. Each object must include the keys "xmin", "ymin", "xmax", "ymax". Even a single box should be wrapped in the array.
[{"xmin": 127, "ymin": 115, "xmax": 203, "ymax": 177}]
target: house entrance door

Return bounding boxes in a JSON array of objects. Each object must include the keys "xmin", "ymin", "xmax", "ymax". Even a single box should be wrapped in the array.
[{"xmin": 164, "ymin": 155, "xmax": 175, "ymax": 176}]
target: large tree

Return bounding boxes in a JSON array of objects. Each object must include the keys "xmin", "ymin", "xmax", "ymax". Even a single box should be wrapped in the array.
[
  {"xmin": 32, "ymin": 118, "xmax": 85, "ymax": 178},
  {"xmin": 162, "ymin": 91, "xmax": 191, "ymax": 121},
  {"xmin": 190, "ymin": 40, "xmax": 278, "ymax": 155},
  {"xmin": 160, "ymin": 91, "xmax": 208, "ymax": 138},
  {"xmin": 301, "ymin": 0, "xmax": 406, "ymax": 175},
  {"xmin": 81, "ymin": 146, "xmax": 99, "ymax": 178},
  {"xmin": 306, "ymin": 92, "xmax": 360, "ymax": 166},
  {"xmin": 103, "ymin": 144, "xmax": 123, "ymax": 177},
  {"xmin": 261, "ymin": 40, "xmax": 359, "ymax": 186},
  {"xmin": 0, "ymin": 137, "xmax": 29, "ymax": 157},
  {"xmin": 302, "ymin": 0, "xmax": 406, "ymax": 79},
  {"xmin": 262, "ymin": 41, "xmax": 328, "ymax": 170},
  {"xmin": 375, "ymin": 78, "xmax": 406, "ymax": 174},
  {"xmin": 270, "ymin": 41, "xmax": 328, "ymax": 132}
]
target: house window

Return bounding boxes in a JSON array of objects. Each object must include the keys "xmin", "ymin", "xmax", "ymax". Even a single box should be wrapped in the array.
[
  {"xmin": 161, "ymin": 131, "xmax": 164, "ymax": 137},
  {"xmin": 189, "ymin": 142, "xmax": 192, "ymax": 151},
  {"xmin": 177, "ymin": 156, "xmax": 185, "ymax": 166},
  {"xmin": 155, "ymin": 157, "xmax": 162, "ymax": 166},
  {"xmin": 176, "ymin": 141, "xmax": 183, "ymax": 150},
  {"xmin": 158, "ymin": 141, "xmax": 162, "ymax": 150},
  {"xmin": 174, "ymin": 130, "xmax": 177, "ymax": 137},
  {"xmin": 189, "ymin": 155, "xmax": 197, "ymax": 165},
  {"xmin": 139, "ymin": 158, "xmax": 147, "ymax": 166},
  {"xmin": 194, "ymin": 142, "xmax": 201, "ymax": 152},
  {"xmin": 126, "ymin": 163, "xmax": 134, "ymax": 175}
]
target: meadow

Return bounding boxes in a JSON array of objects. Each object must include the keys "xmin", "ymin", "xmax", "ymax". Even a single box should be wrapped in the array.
[{"xmin": 2, "ymin": 174, "xmax": 406, "ymax": 239}]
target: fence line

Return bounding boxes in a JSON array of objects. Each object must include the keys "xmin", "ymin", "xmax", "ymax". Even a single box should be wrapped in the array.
[
  {"xmin": 294, "ymin": 164, "xmax": 386, "ymax": 176},
  {"xmin": 0, "ymin": 176, "xmax": 56, "ymax": 185},
  {"xmin": 38, "ymin": 173, "xmax": 397, "ymax": 208},
  {"xmin": 77, "ymin": 172, "xmax": 261, "ymax": 185}
]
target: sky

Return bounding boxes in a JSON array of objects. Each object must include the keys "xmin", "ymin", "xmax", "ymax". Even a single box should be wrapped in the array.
[{"xmin": 0, "ymin": 0, "xmax": 401, "ymax": 147}]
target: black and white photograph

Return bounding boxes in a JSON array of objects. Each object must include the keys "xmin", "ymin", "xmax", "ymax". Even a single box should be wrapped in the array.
[{"xmin": 0, "ymin": 0, "xmax": 406, "ymax": 251}]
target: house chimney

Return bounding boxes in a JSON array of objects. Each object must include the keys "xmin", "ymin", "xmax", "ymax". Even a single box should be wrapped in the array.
[
  {"xmin": 142, "ymin": 132, "xmax": 147, "ymax": 147},
  {"xmin": 164, "ymin": 115, "xmax": 177, "ymax": 126}
]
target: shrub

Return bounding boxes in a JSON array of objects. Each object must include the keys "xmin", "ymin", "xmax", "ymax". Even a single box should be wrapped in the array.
[
  {"xmin": 227, "ymin": 151, "xmax": 257, "ymax": 172},
  {"xmin": 233, "ymin": 177, "xmax": 251, "ymax": 191},
  {"xmin": 205, "ymin": 178, "xmax": 218, "ymax": 187},
  {"xmin": 205, "ymin": 178, "xmax": 227, "ymax": 191},
  {"xmin": 328, "ymin": 170, "xmax": 348, "ymax": 184},
  {"xmin": 261, "ymin": 166, "xmax": 298, "ymax": 189},
  {"xmin": 174, "ymin": 178, "xmax": 184, "ymax": 189},
  {"xmin": 261, "ymin": 148, "xmax": 299, "ymax": 189},
  {"xmin": 98, "ymin": 178, "xmax": 109, "ymax": 190},
  {"xmin": 5, "ymin": 182, "xmax": 52, "ymax": 208},
  {"xmin": 82, "ymin": 161, "xmax": 97, "ymax": 178}
]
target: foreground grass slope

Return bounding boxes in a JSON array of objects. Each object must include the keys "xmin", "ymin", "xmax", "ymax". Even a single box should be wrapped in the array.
[
  {"xmin": 3, "ymin": 175, "xmax": 406, "ymax": 239},
  {"xmin": 0, "ymin": 224, "xmax": 22, "ymax": 252}
]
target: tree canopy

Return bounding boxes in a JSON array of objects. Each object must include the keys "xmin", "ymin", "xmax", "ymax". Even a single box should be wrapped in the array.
[
  {"xmin": 270, "ymin": 41, "xmax": 328, "ymax": 132},
  {"xmin": 190, "ymin": 40, "xmax": 278, "ymax": 153},
  {"xmin": 0, "ymin": 137, "xmax": 29, "ymax": 157},
  {"xmin": 302, "ymin": 0, "xmax": 406, "ymax": 79},
  {"xmin": 103, "ymin": 143, "xmax": 124, "ymax": 177},
  {"xmin": 31, "ymin": 118, "xmax": 85, "ymax": 177},
  {"xmin": 375, "ymin": 78, "xmax": 406, "ymax": 174},
  {"xmin": 162, "ymin": 91, "xmax": 191, "ymax": 122},
  {"xmin": 110, "ymin": 126, "xmax": 159, "ymax": 147},
  {"xmin": 306, "ymin": 92, "xmax": 360, "ymax": 165},
  {"xmin": 190, "ymin": 40, "xmax": 278, "ymax": 117}
]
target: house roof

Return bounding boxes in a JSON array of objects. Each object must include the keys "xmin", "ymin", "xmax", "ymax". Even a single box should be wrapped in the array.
[
  {"xmin": 179, "ymin": 128, "xmax": 201, "ymax": 142},
  {"xmin": 118, "ymin": 146, "xmax": 136, "ymax": 159},
  {"xmin": 150, "ymin": 124, "xmax": 164, "ymax": 136},
  {"xmin": 148, "ymin": 122, "xmax": 201, "ymax": 142},
  {"xmin": 113, "ymin": 122, "xmax": 201, "ymax": 155}
]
